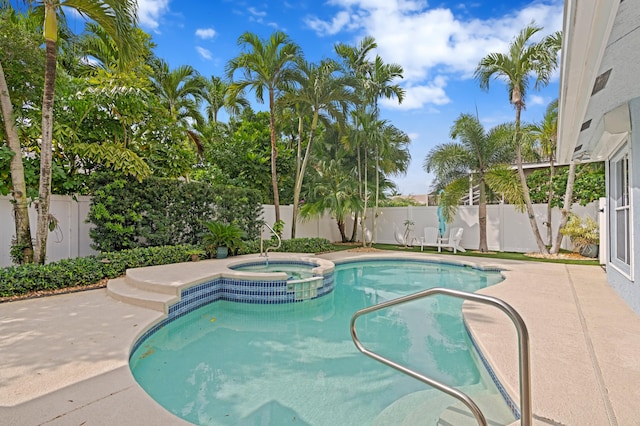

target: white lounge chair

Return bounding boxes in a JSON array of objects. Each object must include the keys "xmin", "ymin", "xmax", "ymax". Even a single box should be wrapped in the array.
[
  {"xmin": 437, "ymin": 227, "xmax": 466, "ymax": 254},
  {"xmin": 420, "ymin": 227, "xmax": 439, "ymax": 251}
]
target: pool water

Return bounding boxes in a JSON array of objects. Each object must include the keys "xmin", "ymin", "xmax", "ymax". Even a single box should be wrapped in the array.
[
  {"xmin": 231, "ymin": 262, "xmax": 316, "ymax": 280},
  {"xmin": 130, "ymin": 260, "xmax": 516, "ymax": 425}
]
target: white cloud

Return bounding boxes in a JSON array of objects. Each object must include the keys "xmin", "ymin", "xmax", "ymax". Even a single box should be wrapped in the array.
[
  {"xmin": 195, "ymin": 28, "xmax": 216, "ymax": 39},
  {"xmin": 383, "ymin": 76, "xmax": 451, "ymax": 110},
  {"xmin": 248, "ymin": 6, "xmax": 267, "ymax": 23},
  {"xmin": 306, "ymin": 0, "xmax": 563, "ymax": 103},
  {"xmin": 305, "ymin": 11, "xmax": 353, "ymax": 35},
  {"xmin": 196, "ymin": 46, "xmax": 212, "ymax": 60},
  {"xmin": 137, "ymin": 0, "xmax": 171, "ymax": 32},
  {"xmin": 529, "ymin": 95, "xmax": 546, "ymax": 106}
]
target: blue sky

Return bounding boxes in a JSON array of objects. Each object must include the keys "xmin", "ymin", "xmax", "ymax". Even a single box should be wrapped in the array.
[{"xmin": 102, "ymin": 0, "xmax": 563, "ymax": 195}]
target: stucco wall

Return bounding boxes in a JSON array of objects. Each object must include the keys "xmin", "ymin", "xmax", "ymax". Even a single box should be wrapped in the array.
[{"xmin": 606, "ymin": 97, "xmax": 640, "ymax": 315}]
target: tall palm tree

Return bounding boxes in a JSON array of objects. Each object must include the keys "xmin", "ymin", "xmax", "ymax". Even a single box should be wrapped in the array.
[
  {"xmin": 20, "ymin": 0, "xmax": 138, "ymax": 264},
  {"xmin": 281, "ymin": 58, "xmax": 357, "ymax": 237},
  {"xmin": 474, "ymin": 24, "xmax": 561, "ymax": 254},
  {"xmin": 335, "ymin": 36, "xmax": 377, "ymax": 244},
  {"xmin": 529, "ymin": 98, "xmax": 558, "ymax": 245},
  {"xmin": 202, "ymin": 75, "xmax": 249, "ymax": 124},
  {"xmin": 424, "ymin": 114, "xmax": 515, "ymax": 252},
  {"xmin": 0, "ymin": 8, "xmax": 43, "ymax": 264},
  {"xmin": 364, "ymin": 55, "xmax": 404, "ymax": 243},
  {"xmin": 226, "ymin": 31, "xmax": 301, "ymax": 224}
]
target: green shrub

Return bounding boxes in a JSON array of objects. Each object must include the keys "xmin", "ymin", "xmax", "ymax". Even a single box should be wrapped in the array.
[
  {"xmin": 0, "ymin": 244, "xmax": 202, "ymax": 298},
  {"xmin": 238, "ymin": 238, "xmax": 333, "ymax": 255},
  {"xmin": 88, "ymin": 175, "xmax": 263, "ymax": 252}
]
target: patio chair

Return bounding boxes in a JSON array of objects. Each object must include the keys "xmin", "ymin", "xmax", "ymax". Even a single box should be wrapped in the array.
[
  {"xmin": 420, "ymin": 227, "xmax": 439, "ymax": 251},
  {"xmin": 437, "ymin": 227, "xmax": 466, "ymax": 254}
]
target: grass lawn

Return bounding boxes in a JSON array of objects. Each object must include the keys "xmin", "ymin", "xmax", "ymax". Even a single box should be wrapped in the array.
[{"xmin": 330, "ymin": 242, "xmax": 602, "ymax": 266}]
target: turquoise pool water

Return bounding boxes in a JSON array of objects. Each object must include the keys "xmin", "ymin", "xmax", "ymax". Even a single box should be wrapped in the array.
[
  {"xmin": 231, "ymin": 261, "xmax": 316, "ymax": 280},
  {"xmin": 130, "ymin": 260, "xmax": 516, "ymax": 425}
]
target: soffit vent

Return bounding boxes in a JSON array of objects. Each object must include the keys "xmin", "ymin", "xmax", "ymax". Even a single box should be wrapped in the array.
[
  {"xmin": 580, "ymin": 119, "xmax": 592, "ymax": 131},
  {"xmin": 592, "ymin": 68, "xmax": 612, "ymax": 95}
]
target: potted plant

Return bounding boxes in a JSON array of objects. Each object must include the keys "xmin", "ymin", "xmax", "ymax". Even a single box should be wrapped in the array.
[
  {"xmin": 202, "ymin": 221, "xmax": 246, "ymax": 259},
  {"xmin": 560, "ymin": 214, "xmax": 599, "ymax": 258}
]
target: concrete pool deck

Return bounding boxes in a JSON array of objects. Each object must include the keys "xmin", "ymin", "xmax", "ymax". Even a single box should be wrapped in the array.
[{"xmin": 1, "ymin": 251, "xmax": 639, "ymax": 425}]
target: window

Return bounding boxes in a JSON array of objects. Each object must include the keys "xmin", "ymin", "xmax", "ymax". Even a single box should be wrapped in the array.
[{"xmin": 610, "ymin": 146, "xmax": 631, "ymax": 275}]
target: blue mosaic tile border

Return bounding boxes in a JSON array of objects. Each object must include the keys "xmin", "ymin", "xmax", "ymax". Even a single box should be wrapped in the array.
[
  {"xmin": 229, "ymin": 260, "xmax": 320, "ymax": 269},
  {"xmin": 130, "ymin": 271, "xmax": 334, "ymax": 358},
  {"xmin": 464, "ymin": 324, "xmax": 521, "ymax": 420}
]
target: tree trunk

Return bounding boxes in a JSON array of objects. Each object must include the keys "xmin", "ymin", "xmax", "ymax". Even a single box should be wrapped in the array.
[
  {"xmin": 478, "ymin": 176, "xmax": 488, "ymax": 252},
  {"xmin": 551, "ymin": 161, "xmax": 577, "ymax": 254},
  {"xmin": 372, "ymin": 146, "xmax": 380, "ymax": 244},
  {"xmin": 336, "ymin": 218, "xmax": 347, "ymax": 242},
  {"xmin": 34, "ymin": 39, "xmax": 57, "ymax": 264},
  {"xmin": 515, "ymin": 105, "xmax": 548, "ymax": 254},
  {"xmin": 0, "ymin": 60, "xmax": 33, "ymax": 264},
  {"xmin": 546, "ymin": 157, "xmax": 556, "ymax": 246},
  {"xmin": 268, "ymin": 89, "xmax": 280, "ymax": 224},
  {"xmin": 291, "ymin": 112, "xmax": 318, "ymax": 239},
  {"xmin": 291, "ymin": 114, "xmax": 304, "ymax": 239},
  {"xmin": 361, "ymin": 147, "xmax": 369, "ymax": 247},
  {"xmin": 350, "ymin": 211, "xmax": 359, "ymax": 242}
]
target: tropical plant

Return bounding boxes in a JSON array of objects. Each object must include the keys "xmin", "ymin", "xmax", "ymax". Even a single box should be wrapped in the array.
[
  {"xmin": 301, "ymin": 159, "xmax": 362, "ymax": 242},
  {"xmin": 281, "ymin": 58, "xmax": 357, "ymax": 238},
  {"xmin": 0, "ymin": 9, "xmax": 43, "ymax": 264},
  {"xmin": 424, "ymin": 114, "xmax": 515, "ymax": 252},
  {"xmin": 201, "ymin": 75, "xmax": 249, "ymax": 123},
  {"xmin": 14, "ymin": 0, "xmax": 139, "ymax": 264},
  {"xmin": 335, "ymin": 36, "xmax": 377, "ymax": 245},
  {"xmin": 527, "ymin": 99, "xmax": 558, "ymax": 245},
  {"xmin": 560, "ymin": 214, "xmax": 599, "ymax": 253},
  {"xmin": 474, "ymin": 23, "xmax": 561, "ymax": 254},
  {"xmin": 150, "ymin": 59, "xmax": 205, "ymax": 159},
  {"xmin": 202, "ymin": 221, "xmax": 246, "ymax": 257},
  {"xmin": 226, "ymin": 31, "xmax": 302, "ymax": 224}
]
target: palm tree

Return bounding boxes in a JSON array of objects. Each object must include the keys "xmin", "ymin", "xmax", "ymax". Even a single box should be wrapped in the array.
[
  {"xmin": 0, "ymin": 60, "xmax": 33, "ymax": 263},
  {"xmin": 150, "ymin": 59, "xmax": 205, "ymax": 156},
  {"xmin": 529, "ymin": 99, "xmax": 558, "ymax": 245},
  {"xmin": 364, "ymin": 55, "xmax": 404, "ymax": 243},
  {"xmin": 335, "ymin": 36, "xmax": 377, "ymax": 244},
  {"xmin": 226, "ymin": 31, "xmax": 301, "ymax": 224},
  {"xmin": 281, "ymin": 58, "xmax": 357, "ymax": 237},
  {"xmin": 300, "ymin": 159, "xmax": 362, "ymax": 242},
  {"xmin": 474, "ymin": 24, "xmax": 561, "ymax": 254},
  {"xmin": 0, "ymin": 8, "xmax": 43, "ymax": 264},
  {"xmin": 19, "ymin": 0, "xmax": 138, "ymax": 264},
  {"xmin": 424, "ymin": 114, "xmax": 515, "ymax": 252},
  {"xmin": 202, "ymin": 75, "xmax": 249, "ymax": 124}
]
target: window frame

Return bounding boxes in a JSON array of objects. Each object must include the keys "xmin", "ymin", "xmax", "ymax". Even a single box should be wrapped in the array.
[{"xmin": 608, "ymin": 144, "xmax": 633, "ymax": 279}]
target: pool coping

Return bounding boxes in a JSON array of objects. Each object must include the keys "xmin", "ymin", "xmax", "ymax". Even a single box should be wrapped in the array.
[{"xmin": 1, "ymin": 251, "xmax": 639, "ymax": 425}]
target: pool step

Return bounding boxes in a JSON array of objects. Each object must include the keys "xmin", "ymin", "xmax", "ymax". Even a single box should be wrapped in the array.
[
  {"xmin": 107, "ymin": 278, "xmax": 178, "ymax": 313},
  {"xmin": 436, "ymin": 394, "xmax": 515, "ymax": 426}
]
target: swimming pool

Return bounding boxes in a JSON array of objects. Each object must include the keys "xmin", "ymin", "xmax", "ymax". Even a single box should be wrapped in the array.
[{"xmin": 130, "ymin": 259, "xmax": 517, "ymax": 425}]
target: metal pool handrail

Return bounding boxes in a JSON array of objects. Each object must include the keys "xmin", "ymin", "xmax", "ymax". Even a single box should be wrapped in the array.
[
  {"xmin": 350, "ymin": 287, "xmax": 531, "ymax": 426},
  {"xmin": 260, "ymin": 222, "xmax": 281, "ymax": 257}
]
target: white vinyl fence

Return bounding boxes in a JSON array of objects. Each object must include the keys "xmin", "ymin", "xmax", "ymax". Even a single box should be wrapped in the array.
[
  {"xmin": 0, "ymin": 195, "xmax": 599, "ymax": 267},
  {"xmin": 0, "ymin": 195, "xmax": 97, "ymax": 267}
]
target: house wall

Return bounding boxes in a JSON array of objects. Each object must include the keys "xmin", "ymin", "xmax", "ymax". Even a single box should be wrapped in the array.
[{"xmin": 607, "ymin": 97, "xmax": 640, "ymax": 314}]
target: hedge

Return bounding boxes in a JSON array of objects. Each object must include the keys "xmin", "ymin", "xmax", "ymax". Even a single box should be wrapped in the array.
[
  {"xmin": 88, "ymin": 175, "xmax": 263, "ymax": 252},
  {"xmin": 0, "ymin": 238, "xmax": 334, "ymax": 298}
]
